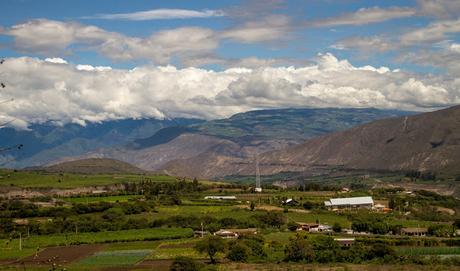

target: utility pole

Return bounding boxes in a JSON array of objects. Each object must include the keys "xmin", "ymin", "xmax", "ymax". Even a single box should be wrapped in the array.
[{"xmin": 201, "ymin": 222, "xmax": 204, "ymax": 238}]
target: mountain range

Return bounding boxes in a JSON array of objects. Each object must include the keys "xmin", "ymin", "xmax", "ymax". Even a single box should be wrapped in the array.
[{"xmin": 1, "ymin": 108, "xmax": 411, "ymax": 176}]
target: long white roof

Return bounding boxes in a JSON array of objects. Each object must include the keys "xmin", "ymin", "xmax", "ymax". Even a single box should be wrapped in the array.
[{"xmin": 328, "ymin": 196, "xmax": 373, "ymax": 206}]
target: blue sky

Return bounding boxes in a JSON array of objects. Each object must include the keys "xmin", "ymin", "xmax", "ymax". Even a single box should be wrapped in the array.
[
  {"xmin": 0, "ymin": 0, "xmax": 460, "ymax": 126},
  {"xmin": 0, "ymin": 0, "xmax": 436, "ymax": 70}
]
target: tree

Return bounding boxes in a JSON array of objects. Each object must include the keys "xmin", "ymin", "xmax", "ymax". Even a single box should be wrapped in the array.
[
  {"xmin": 332, "ymin": 222, "xmax": 342, "ymax": 233},
  {"xmin": 170, "ymin": 256, "xmax": 202, "ymax": 271},
  {"xmin": 194, "ymin": 236, "xmax": 226, "ymax": 264},
  {"xmin": 254, "ymin": 211, "xmax": 286, "ymax": 228},
  {"xmin": 312, "ymin": 235, "xmax": 340, "ymax": 263},
  {"xmin": 368, "ymin": 243, "xmax": 395, "ymax": 260},
  {"xmin": 287, "ymin": 221, "xmax": 298, "ymax": 231},
  {"xmin": 302, "ymin": 201, "xmax": 314, "ymax": 210},
  {"xmin": 284, "ymin": 237, "xmax": 315, "ymax": 262},
  {"xmin": 227, "ymin": 242, "xmax": 250, "ymax": 262},
  {"xmin": 453, "ymin": 218, "xmax": 460, "ymax": 229}
]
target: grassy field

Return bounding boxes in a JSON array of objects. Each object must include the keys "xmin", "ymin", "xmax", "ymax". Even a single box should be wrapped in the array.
[
  {"xmin": 0, "ymin": 228, "xmax": 193, "ymax": 260},
  {"xmin": 0, "ymin": 170, "xmax": 177, "ymax": 188}
]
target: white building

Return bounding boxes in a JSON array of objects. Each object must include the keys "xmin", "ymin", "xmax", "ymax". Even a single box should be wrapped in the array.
[
  {"xmin": 324, "ymin": 196, "xmax": 374, "ymax": 209},
  {"xmin": 204, "ymin": 196, "xmax": 237, "ymax": 200}
]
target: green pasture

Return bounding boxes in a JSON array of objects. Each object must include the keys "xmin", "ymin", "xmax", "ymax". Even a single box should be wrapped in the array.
[{"xmin": 0, "ymin": 170, "xmax": 176, "ymax": 188}]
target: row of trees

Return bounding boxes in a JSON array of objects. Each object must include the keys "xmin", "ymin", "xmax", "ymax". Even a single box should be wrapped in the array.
[{"xmin": 171, "ymin": 234, "xmax": 399, "ymax": 271}]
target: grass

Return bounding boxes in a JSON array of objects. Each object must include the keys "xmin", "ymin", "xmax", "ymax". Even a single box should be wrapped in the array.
[
  {"xmin": 0, "ymin": 170, "xmax": 177, "ymax": 188},
  {"xmin": 64, "ymin": 194, "xmax": 142, "ymax": 203},
  {"xmin": 264, "ymin": 232, "xmax": 296, "ymax": 243},
  {"xmin": 396, "ymin": 246, "xmax": 460, "ymax": 256},
  {"xmin": 75, "ymin": 249, "xmax": 151, "ymax": 267},
  {"xmin": 0, "ymin": 228, "xmax": 193, "ymax": 260},
  {"xmin": 0, "ymin": 248, "xmax": 37, "ymax": 260}
]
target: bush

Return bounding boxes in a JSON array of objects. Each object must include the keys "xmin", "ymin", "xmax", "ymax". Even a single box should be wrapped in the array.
[
  {"xmin": 287, "ymin": 222, "xmax": 298, "ymax": 231},
  {"xmin": 368, "ymin": 243, "xmax": 395, "ymax": 259},
  {"xmin": 170, "ymin": 256, "xmax": 202, "ymax": 271},
  {"xmin": 332, "ymin": 222, "xmax": 342, "ymax": 233},
  {"xmin": 240, "ymin": 235, "xmax": 266, "ymax": 259},
  {"xmin": 284, "ymin": 237, "xmax": 315, "ymax": 262},
  {"xmin": 227, "ymin": 242, "xmax": 250, "ymax": 262}
]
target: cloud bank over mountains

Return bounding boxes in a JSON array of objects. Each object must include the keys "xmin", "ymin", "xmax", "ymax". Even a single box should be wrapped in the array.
[
  {"xmin": 1, "ymin": 53, "xmax": 458, "ymax": 129},
  {"xmin": 1, "ymin": 0, "xmax": 460, "ymax": 129}
]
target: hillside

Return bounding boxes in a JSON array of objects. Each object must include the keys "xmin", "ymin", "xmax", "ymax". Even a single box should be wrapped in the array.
[
  {"xmin": 245, "ymin": 105, "xmax": 460, "ymax": 177},
  {"xmin": 45, "ymin": 158, "xmax": 146, "ymax": 174}
]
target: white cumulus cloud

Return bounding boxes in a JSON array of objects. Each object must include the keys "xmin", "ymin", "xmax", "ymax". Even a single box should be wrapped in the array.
[
  {"xmin": 86, "ymin": 8, "xmax": 224, "ymax": 20},
  {"xmin": 0, "ymin": 53, "xmax": 458, "ymax": 129}
]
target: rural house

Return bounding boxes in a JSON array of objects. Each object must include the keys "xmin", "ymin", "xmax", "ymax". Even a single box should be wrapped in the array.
[{"xmin": 401, "ymin": 227, "xmax": 428, "ymax": 237}]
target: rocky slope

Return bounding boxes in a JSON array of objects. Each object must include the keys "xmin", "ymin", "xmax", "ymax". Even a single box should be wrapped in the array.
[{"xmin": 241, "ymin": 105, "xmax": 460, "ymax": 177}]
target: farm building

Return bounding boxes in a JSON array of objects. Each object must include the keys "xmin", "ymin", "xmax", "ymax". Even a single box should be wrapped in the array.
[
  {"xmin": 296, "ymin": 223, "xmax": 332, "ymax": 233},
  {"xmin": 324, "ymin": 196, "xmax": 374, "ymax": 209},
  {"xmin": 214, "ymin": 228, "xmax": 257, "ymax": 238},
  {"xmin": 282, "ymin": 198, "xmax": 299, "ymax": 206},
  {"xmin": 204, "ymin": 196, "xmax": 237, "ymax": 200},
  {"xmin": 401, "ymin": 227, "xmax": 428, "ymax": 237},
  {"xmin": 335, "ymin": 238, "xmax": 355, "ymax": 247}
]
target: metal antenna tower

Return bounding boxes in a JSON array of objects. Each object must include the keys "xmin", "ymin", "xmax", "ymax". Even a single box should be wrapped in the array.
[{"xmin": 255, "ymin": 155, "xmax": 262, "ymax": 192}]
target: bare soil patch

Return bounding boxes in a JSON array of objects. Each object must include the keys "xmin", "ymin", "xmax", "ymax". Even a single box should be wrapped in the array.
[
  {"xmin": 18, "ymin": 244, "xmax": 105, "ymax": 265},
  {"xmin": 136, "ymin": 259, "xmax": 174, "ymax": 271}
]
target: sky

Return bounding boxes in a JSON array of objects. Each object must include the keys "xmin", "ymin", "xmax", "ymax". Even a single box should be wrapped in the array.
[{"xmin": 1, "ymin": 0, "xmax": 460, "ymax": 128}]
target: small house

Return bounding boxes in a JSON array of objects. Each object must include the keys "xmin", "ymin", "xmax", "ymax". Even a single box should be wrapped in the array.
[
  {"xmin": 282, "ymin": 198, "xmax": 299, "ymax": 206},
  {"xmin": 335, "ymin": 238, "xmax": 355, "ymax": 247},
  {"xmin": 296, "ymin": 223, "xmax": 319, "ymax": 231},
  {"xmin": 401, "ymin": 227, "xmax": 428, "ymax": 237},
  {"xmin": 214, "ymin": 230, "xmax": 238, "ymax": 239},
  {"xmin": 214, "ymin": 228, "xmax": 257, "ymax": 239}
]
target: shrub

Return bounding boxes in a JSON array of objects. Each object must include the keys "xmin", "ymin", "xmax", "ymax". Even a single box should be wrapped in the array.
[
  {"xmin": 284, "ymin": 237, "xmax": 315, "ymax": 262},
  {"xmin": 170, "ymin": 256, "xmax": 202, "ymax": 271},
  {"xmin": 332, "ymin": 222, "xmax": 342, "ymax": 233},
  {"xmin": 227, "ymin": 242, "xmax": 250, "ymax": 262},
  {"xmin": 287, "ymin": 222, "xmax": 298, "ymax": 231}
]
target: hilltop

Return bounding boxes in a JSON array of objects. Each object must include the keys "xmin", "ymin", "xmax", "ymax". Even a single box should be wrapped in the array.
[{"xmin": 45, "ymin": 158, "xmax": 146, "ymax": 174}]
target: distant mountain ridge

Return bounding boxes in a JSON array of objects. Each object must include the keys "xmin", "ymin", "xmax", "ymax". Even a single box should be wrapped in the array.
[
  {"xmin": 0, "ymin": 118, "xmax": 203, "ymax": 168},
  {"xmin": 41, "ymin": 108, "xmax": 412, "ymax": 176}
]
